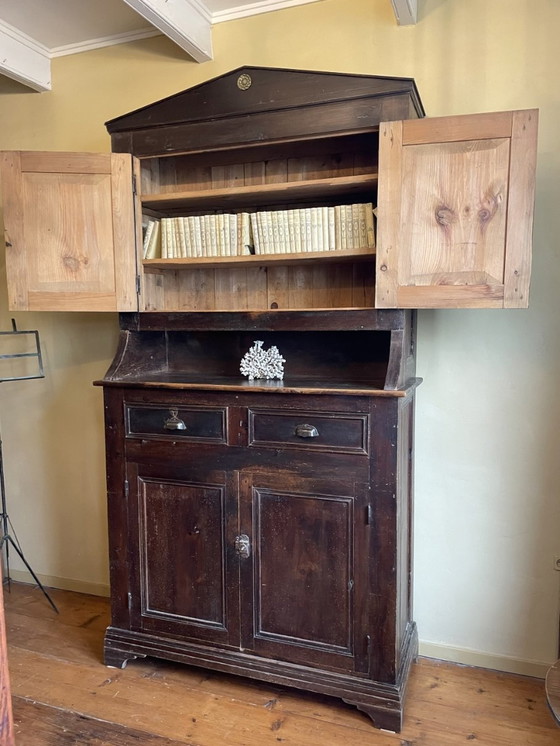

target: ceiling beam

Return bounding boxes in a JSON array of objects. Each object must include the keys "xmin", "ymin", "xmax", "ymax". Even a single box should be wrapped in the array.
[
  {"xmin": 390, "ymin": 0, "xmax": 417, "ymax": 25},
  {"xmin": 0, "ymin": 20, "xmax": 51, "ymax": 91},
  {"xmin": 121, "ymin": 0, "xmax": 213, "ymax": 63}
]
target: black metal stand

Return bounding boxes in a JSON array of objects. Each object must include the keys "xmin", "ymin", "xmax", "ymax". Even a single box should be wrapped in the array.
[{"xmin": 0, "ymin": 320, "xmax": 58, "ymax": 613}]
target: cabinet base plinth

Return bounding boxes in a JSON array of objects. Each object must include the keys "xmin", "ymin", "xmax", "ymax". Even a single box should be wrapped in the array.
[{"xmin": 103, "ymin": 622, "xmax": 417, "ymax": 732}]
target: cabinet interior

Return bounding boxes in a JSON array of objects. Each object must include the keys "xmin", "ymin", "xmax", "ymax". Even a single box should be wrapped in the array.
[
  {"xmin": 107, "ymin": 328, "xmax": 392, "ymax": 391},
  {"xmin": 138, "ymin": 132, "xmax": 379, "ymax": 313}
]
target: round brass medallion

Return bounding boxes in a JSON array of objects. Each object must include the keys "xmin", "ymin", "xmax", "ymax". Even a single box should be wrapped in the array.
[{"xmin": 237, "ymin": 73, "xmax": 252, "ymax": 91}]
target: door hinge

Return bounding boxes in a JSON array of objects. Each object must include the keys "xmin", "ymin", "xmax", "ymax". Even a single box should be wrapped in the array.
[
  {"xmin": 124, "ymin": 480, "xmax": 129, "ymax": 498},
  {"xmin": 366, "ymin": 633, "xmax": 371, "ymax": 658},
  {"xmin": 127, "ymin": 592, "xmax": 132, "ymax": 610},
  {"xmin": 366, "ymin": 504, "xmax": 373, "ymax": 525},
  {"xmin": 132, "ymin": 173, "xmax": 138, "ymax": 195},
  {"xmin": 135, "ymin": 275, "xmax": 141, "ymax": 295}
]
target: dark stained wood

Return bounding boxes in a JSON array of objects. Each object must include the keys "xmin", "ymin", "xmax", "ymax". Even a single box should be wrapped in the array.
[
  {"xmin": 106, "ymin": 66, "xmax": 425, "ymax": 135},
  {"xmin": 98, "ymin": 67, "xmax": 426, "ymax": 732},
  {"xmin": 119, "ymin": 309, "xmax": 409, "ymax": 332},
  {"xmin": 100, "ymin": 365, "xmax": 417, "ymax": 729}
]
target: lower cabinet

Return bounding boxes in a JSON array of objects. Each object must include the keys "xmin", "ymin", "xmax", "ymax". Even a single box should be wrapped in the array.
[{"xmin": 102, "ymin": 387, "xmax": 417, "ymax": 732}]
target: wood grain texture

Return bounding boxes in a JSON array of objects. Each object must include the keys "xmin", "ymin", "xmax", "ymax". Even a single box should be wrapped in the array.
[
  {"xmin": 1, "ymin": 151, "xmax": 138, "ymax": 312},
  {"xmin": 375, "ymin": 120, "xmax": 402, "ymax": 308},
  {"xmin": 503, "ymin": 109, "xmax": 538, "ymax": 307},
  {"xmin": 376, "ymin": 110, "xmax": 537, "ymax": 309},
  {"xmin": 4, "ymin": 583, "xmax": 559, "ymax": 745},
  {"xmin": 0, "ymin": 580, "xmax": 14, "ymax": 746}
]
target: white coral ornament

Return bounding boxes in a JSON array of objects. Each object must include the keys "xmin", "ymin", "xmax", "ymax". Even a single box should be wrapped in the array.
[{"xmin": 240, "ymin": 340, "xmax": 285, "ymax": 381}]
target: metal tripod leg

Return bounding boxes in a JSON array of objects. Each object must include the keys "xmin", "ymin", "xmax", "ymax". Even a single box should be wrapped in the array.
[{"xmin": 0, "ymin": 533, "xmax": 58, "ymax": 614}]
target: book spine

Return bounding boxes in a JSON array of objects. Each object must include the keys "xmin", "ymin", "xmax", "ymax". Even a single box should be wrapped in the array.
[
  {"xmin": 303, "ymin": 208, "xmax": 312, "ymax": 252},
  {"xmin": 294, "ymin": 209, "xmax": 303, "ymax": 252},
  {"xmin": 142, "ymin": 219, "xmax": 155, "ymax": 259},
  {"xmin": 352, "ymin": 204, "xmax": 365, "ymax": 249},
  {"xmin": 144, "ymin": 219, "xmax": 161, "ymax": 259},
  {"xmin": 334, "ymin": 205, "xmax": 342, "ymax": 250},
  {"xmin": 251, "ymin": 213, "xmax": 262, "ymax": 254},
  {"xmin": 321, "ymin": 206, "xmax": 330, "ymax": 251},
  {"xmin": 364, "ymin": 202, "xmax": 375, "ymax": 248},
  {"xmin": 240, "ymin": 213, "xmax": 252, "ymax": 254},
  {"xmin": 271, "ymin": 210, "xmax": 280, "ymax": 254},
  {"xmin": 310, "ymin": 207, "xmax": 320, "ymax": 251},
  {"xmin": 327, "ymin": 207, "xmax": 336, "ymax": 250},
  {"xmin": 345, "ymin": 205, "xmax": 354, "ymax": 249},
  {"xmin": 229, "ymin": 213, "xmax": 238, "ymax": 257},
  {"xmin": 192, "ymin": 216, "xmax": 202, "ymax": 257}
]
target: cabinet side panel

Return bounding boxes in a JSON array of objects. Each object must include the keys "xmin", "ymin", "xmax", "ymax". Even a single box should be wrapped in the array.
[
  {"xmin": 111, "ymin": 154, "xmax": 138, "ymax": 311},
  {"xmin": 1, "ymin": 152, "xmax": 29, "ymax": 310},
  {"xmin": 375, "ymin": 122, "xmax": 403, "ymax": 308},
  {"xmin": 503, "ymin": 109, "xmax": 538, "ymax": 307},
  {"xmin": 369, "ymin": 397, "xmax": 399, "ymax": 683},
  {"xmin": 103, "ymin": 388, "xmax": 131, "ymax": 630},
  {"xmin": 396, "ymin": 396, "xmax": 415, "ymax": 660}
]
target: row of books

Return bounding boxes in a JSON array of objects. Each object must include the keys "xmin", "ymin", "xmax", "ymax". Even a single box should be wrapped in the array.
[
  {"xmin": 142, "ymin": 202, "xmax": 376, "ymax": 260},
  {"xmin": 251, "ymin": 203, "xmax": 375, "ymax": 255},
  {"xmin": 143, "ymin": 213, "xmax": 252, "ymax": 260}
]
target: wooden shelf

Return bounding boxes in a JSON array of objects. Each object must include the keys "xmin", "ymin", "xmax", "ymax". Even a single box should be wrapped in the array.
[
  {"xmin": 141, "ymin": 173, "xmax": 377, "ymax": 213},
  {"xmin": 143, "ymin": 247, "xmax": 375, "ymax": 272}
]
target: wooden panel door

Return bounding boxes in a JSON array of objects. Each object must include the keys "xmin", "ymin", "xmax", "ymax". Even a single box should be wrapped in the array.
[
  {"xmin": 239, "ymin": 470, "xmax": 370, "ymax": 673},
  {"xmin": 126, "ymin": 462, "xmax": 240, "ymax": 648},
  {"xmin": 376, "ymin": 109, "xmax": 538, "ymax": 308},
  {"xmin": 0, "ymin": 151, "xmax": 138, "ymax": 311}
]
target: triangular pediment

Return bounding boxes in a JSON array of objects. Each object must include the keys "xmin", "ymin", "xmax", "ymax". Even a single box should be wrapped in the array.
[{"xmin": 106, "ymin": 66, "xmax": 424, "ymax": 133}]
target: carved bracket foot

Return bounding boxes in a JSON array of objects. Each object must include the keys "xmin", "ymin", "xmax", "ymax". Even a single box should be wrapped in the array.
[{"xmin": 342, "ymin": 699, "xmax": 403, "ymax": 733}]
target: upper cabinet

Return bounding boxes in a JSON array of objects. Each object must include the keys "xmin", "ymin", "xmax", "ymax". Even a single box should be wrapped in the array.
[
  {"xmin": 376, "ymin": 109, "xmax": 538, "ymax": 309},
  {"xmin": 0, "ymin": 67, "xmax": 538, "ymax": 313},
  {"xmin": 1, "ymin": 151, "xmax": 137, "ymax": 312}
]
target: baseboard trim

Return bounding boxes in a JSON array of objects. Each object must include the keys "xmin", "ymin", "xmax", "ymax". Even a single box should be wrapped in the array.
[
  {"xmin": 7, "ymin": 569, "xmax": 109, "ymax": 599},
  {"xmin": 419, "ymin": 641, "xmax": 552, "ymax": 679}
]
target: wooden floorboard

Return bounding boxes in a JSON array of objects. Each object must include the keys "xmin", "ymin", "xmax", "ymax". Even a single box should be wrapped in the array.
[{"xmin": 3, "ymin": 583, "xmax": 559, "ymax": 745}]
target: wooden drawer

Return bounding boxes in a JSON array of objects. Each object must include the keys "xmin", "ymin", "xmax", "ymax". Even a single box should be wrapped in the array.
[
  {"xmin": 248, "ymin": 408, "xmax": 369, "ymax": 455},
  {"xmin": 125, "ymin": 404, "xmax": 227, "ymax": 443}
]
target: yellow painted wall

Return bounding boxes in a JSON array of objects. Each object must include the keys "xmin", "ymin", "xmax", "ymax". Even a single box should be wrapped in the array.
[{"xmin": 0, "ymin": 0, "xmax": 558, "ymax": 672}]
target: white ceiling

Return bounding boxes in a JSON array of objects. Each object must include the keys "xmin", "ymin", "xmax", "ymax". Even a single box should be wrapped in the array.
[{"xmin": 0, "ymin": 0, "xmax": 416, "ymax": 92}]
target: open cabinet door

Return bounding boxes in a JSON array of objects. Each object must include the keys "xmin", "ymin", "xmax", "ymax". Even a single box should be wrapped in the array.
[
  {"xmin": 1, "ymin": 152, "xmax": 138, "ymax": 311},
  {"xmin": 376, "ymin": 109, "xmax": 538, "ymax": 309}
]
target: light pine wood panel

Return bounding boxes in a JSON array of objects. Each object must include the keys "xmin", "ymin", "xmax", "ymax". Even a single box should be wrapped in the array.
[
  {"xmin": 503, "ymin": 109, "xmax": 539, "ymax": 307},
  {"xmin": 1, "ymin": 151, "xmax": 138, "ymax": 312},
  {"xmin": 376, "ymin": 110, "xmax": 537, "ymax": 309},
  {"xmin": 4, "ymin": 584, "xmax": 559, "ymax": 745},
  {"xmin": 142, "ymin": 261, "xmax": 373, "ymax": 311}
]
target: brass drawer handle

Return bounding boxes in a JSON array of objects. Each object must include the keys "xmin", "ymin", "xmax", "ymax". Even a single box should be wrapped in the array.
[
  {"xmin": 295, "ymin": 423, "xmax": 319, "ymax": 438},
  {"xmin": 164, "ymin": 408, "xmax": 187, "ymax": 431},
  {"xmin": 234, "ymin": 534, "xmax": 251, "ymax": 559}
]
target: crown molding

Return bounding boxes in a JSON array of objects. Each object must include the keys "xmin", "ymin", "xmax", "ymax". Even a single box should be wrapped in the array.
[
  {"xmin": 210, "ymin": 0, "xmax": 323, "ymax": 24},
  {"xmin": 50, "ymin": 27, "xmax": 160, "ymax": 58},
  {"xmin": 0, "ymin": 19, "xmax": 51, "ymax": 91}
]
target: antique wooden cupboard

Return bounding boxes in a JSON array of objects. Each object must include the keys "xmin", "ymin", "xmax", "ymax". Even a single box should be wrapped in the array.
[{"xmin": 0, "ymin": 67, "xmax": 538, "ymax": 731}]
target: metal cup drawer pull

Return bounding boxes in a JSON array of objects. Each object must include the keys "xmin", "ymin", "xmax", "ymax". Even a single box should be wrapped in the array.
[
  {"xmin": 164, "ymin": 408, "xmax": 187, "ymax": 431},
  {"xmin": 295, "ymin": 423, "xmax": 319, "ymax": 439}
]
